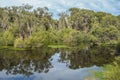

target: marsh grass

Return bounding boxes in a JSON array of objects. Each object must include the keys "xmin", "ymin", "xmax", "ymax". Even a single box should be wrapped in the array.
[{"xmin": 95, "ymin": 57, "xmax": 120, "ymax": 80}]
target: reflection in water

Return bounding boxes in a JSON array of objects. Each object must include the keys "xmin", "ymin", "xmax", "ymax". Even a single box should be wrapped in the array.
[
  {"xmin": 0, "ymin": 46, "xmax": 116, "ymax": 80},
  {"xmin": 59, "ymin": 46, "xmax": 115, "ymax": 69},
  {"xmin": 0, "ymin": 48, "xmax": 56, "ymax": 76}
]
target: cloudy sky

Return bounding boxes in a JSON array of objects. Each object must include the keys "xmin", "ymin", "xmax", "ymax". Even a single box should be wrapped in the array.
[{"xmin": 0, "ymin": 0, "xmax": 120, "ymax": 18}]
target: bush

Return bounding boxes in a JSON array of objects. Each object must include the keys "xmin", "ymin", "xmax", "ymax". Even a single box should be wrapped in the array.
[
  {"xmin": 14, "ymin": 38, "xmax": 25, "ymax": 48},
  {"xmin": 95, "ymin": 57, "xmax": 120, "ymax": 80},
  {"xmin": 24, "ymin": 30, "xmax": 48, "ymax": 48},
  {"xmin": 57, "ymin": 28, "xmax": 81, "ymax": 45},
  {"xmin": 2, "ymin": 31, "xmax": 14, "ymax": 46},
  {"xmin": 25, "ymin": 36, "xmax": 44, "ymax": 48}
]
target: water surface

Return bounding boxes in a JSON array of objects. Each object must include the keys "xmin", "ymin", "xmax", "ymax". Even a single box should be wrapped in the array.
[{"xmin": 0, "ymin": 46, "xmax": 116, "ymax": 80}]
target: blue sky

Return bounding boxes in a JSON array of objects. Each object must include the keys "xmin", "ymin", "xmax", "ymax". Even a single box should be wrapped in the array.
[{"xmin": 0, "ymin": 0, "xmax": 120, "ymax": 18}]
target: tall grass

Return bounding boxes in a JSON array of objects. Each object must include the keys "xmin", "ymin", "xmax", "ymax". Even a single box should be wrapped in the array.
[{"xmin": 95, "ymin": 57, "xmax": 120, "ymax": 80}]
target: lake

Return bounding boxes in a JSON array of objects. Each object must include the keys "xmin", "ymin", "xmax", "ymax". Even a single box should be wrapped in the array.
[{"xmin": 0, "ymin": 46, "xmax": 116, "ymax": 80}]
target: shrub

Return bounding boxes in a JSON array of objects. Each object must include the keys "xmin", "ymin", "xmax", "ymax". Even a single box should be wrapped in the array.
[
  {"xmin": 95, "ymin": 57, "xmax": 120, "ymax": 80},
  {"xmin": 14, "ymin": 38, "xmax": 25, "ymax": 48},
  {"xmin": 2, "ymin": 31, "xmax": 14, "ymax": 46}
]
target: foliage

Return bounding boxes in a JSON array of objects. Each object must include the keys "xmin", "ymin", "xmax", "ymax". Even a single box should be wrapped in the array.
[
  {"xmin": 95, "ymin": 57, "xmax": 120, "ymax": 80},
  {"xmin": 2, "ymin": 31, "xmax": 14, "ymax": 46},
  {"xmin": 0, "ymin": 33, "xmax": 3, "ymax": 46},
  {"xmin": 116, "ymin": 42, "xmax": 120, "ymax": 53},
  {"xmin": 0, "ymin": 5, "xmax": 120, "ymax": 49},
  {"xmin": 14, "ymin": 38, "xmax": 25, "ymax": 48}
]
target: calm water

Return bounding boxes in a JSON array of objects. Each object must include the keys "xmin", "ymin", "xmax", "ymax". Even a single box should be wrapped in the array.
[{"xmin": 0, "ymin": 46, "xmax": 116, "ymax": 80}]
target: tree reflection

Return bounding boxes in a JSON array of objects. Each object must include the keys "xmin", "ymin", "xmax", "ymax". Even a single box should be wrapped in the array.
[
  {"xmin": 0, "ymin": 48, "xmax": 56, "ymax": 76},
  {"xmin": 59, "ymin": 46, "xmax": 115, "ymax": 69},
  {"xmin": 0, "ymin": 46, "xmax": 116, "ymax": 76}
]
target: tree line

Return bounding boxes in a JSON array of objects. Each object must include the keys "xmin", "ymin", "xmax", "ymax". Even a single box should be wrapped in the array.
[{"xmin": 0, "ymin": 4, "xmax": 120, "ymax": 49}]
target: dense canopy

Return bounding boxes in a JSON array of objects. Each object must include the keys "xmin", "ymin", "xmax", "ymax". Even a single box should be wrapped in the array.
[{"xmin": 0, "ymin": 5, "xmax": 120, "ymax": 49}]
